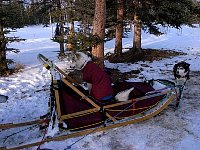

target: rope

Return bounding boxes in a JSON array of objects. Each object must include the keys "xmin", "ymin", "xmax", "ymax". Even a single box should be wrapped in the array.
[
  {"xmin": 36, "ymin": 81, "xmax": 54, "ymax": 149},
  {"xmin": 175, "ymin": 80, "xmax": 187, "ymax": 108},
  {"xmin": 3, "ymin": 124, "xmax": 38, "ymax": 146},
  {"xmin": 106, "ymin": 98, "xmax": 163, "ymax": 112},
  {"xmin": 36, "ymin": 116, "xmax": 50, "ymax": 149},
  {"xmin": 37, "ymin": 126, "xmax": 48, "ymax": 150},
  {"xmin": 111, "ymin": 99, "xmax": 163, "ymax": 119}
]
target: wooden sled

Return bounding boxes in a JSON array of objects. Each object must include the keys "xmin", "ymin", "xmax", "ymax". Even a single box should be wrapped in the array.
[
  {"xmin": 56, "ymin": 79, "xmax": 176, "ymax": 131},
  {"xmin": 1, "ymin": 54, "xmax": 182, "ymax": 150}
]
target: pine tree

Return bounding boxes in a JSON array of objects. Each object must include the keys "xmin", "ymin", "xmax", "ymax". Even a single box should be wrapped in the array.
[
  {"xmin": 62, "ymin": 0, "xmax": 96, "ymax": 52},
  {"xmin": 0, "ymin": 0, "xmax": 25, "ymax": 76},
  {"xmin": 130, "ymin": 0, "xmax": 198, "ymax": 52},
  {"xmin": 114, "ymin": 0, "xmax": 124, "ymax": 57}
]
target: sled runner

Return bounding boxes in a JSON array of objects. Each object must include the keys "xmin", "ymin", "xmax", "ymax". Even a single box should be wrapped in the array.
[{"xmin": 0, "ymin": 54, "xmax": 189, "ymax": 150}]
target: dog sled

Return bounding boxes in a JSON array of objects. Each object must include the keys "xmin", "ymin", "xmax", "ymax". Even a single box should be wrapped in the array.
[{"xmin": 0, "ymin": 54, "xmax": 189, "ymax": 150}]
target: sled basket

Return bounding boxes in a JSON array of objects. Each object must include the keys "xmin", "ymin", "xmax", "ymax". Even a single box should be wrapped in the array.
[{"xmin": 52, "ymin": 78, "xmax": 171, "ymax": 130}]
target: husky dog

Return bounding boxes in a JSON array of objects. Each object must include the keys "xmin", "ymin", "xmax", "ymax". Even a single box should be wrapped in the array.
[
  {"xmin": 65, "ymin": 52, "xmax": 133, "ymax": 101},
  {"xmin": 173, "ymin": 61, "xmax": 190, "ymax": 80},
  {"xmin": 0, "ymin": 94, "xmax": 8, "ymax": 103},
  {"xmin": 173, "ymin": 61, "xmax": 190, "ymax": 86}
]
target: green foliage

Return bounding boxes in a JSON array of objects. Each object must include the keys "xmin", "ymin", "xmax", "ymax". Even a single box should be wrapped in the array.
[
  {"xmin": 0, "ymin": 0, "xmax": 25, "ymax": 28},
  {"xmin": 0, "ymin": 0, "xmax": 26, "ymax": 75},
  {"xmin": 53, "ymin": 30, "xmax": 103, "ymax": 51},
  {"xmin": 105, "ymin": 0, "xmax": 117, "ymax": 41},
  {"xmin": 131, "ymin": 0, "xmax": 198, "ymax": 35},
  {"xmin": 74, "ymin": 0, "xmax": 95, "ymax": 23},
  {"xmin": 67, "ymin": 32, "xmax": 103, "ymax": 51},
  {"xmin": 193, "ymin": 1, "xmax": 200, "ymax": 23}
]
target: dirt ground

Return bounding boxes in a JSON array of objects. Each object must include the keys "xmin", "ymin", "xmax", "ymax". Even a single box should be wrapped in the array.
[{"xmin": 108, "ymin": 49, "xmax": 186, "ymax": 63}]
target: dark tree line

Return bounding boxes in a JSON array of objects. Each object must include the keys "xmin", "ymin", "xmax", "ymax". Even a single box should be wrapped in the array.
[{"xmin": 0, "ymin": 0, "xmax": 200, "ymax": 75}]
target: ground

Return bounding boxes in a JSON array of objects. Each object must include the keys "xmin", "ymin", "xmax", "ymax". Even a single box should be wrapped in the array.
[{"xmin": 108, "ymin": 49, "xmax": 186, "ymax": 63}]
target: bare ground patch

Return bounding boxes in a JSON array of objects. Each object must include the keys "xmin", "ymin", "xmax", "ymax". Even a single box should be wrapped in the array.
[{"xmin": 108, "ymin": 49, "xmax": 186, "ymax": 63}]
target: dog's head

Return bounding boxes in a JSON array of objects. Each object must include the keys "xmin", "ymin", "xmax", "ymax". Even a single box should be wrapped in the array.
[
  {"xmin": 65, "ymin": 51, "xmax": 91, "ymax": 71},
  {"xmin": 173, "ymin": 61, "xmax": 190, "ymax": 80}
]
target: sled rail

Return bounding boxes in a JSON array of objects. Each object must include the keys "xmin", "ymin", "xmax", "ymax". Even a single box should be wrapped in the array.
[
  {"xmin": 104, "ymin": 88, "xmax": 175, "ymax": 109},
  {"xmin": 0, "ymin": 119, "xmax": 47, "ymax": 130}
]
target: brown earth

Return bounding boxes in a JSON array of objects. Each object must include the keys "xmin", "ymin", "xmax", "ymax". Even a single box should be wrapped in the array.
[{"xmin": 108, "ymin": 49, "xmax": 185, "ymax": 83}]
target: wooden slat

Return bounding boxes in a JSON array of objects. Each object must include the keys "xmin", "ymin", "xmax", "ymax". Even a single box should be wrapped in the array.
[
  {"xmin": 0, "ymin": 119, "xmax": 45, "ymax": 130},
  {"xmin": 61, "ymin": 78, "xmax": 100, "ymax": 109},
  {"xmin": 39, "ymin": 54, "xmax": 78, "ymax": 85},
  {"xmin": 54, "ymin": 65, "xmax": 78, "ymax": 85},
  {"xmin": 53, "ymin": 80, "xmax": 62, "ymax": 123},
  {"xmin": 60, "ymin": 108, "xmax": 99, "ymax": 120},
  {"xmin": 104, "ymin": 89, "xmax": 174, "ymax": 109}
]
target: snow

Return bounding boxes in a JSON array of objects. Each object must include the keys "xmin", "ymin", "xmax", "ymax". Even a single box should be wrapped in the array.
[{"xmin": 0, "ymin": 23, "xmax": 200, "ymax": 150}]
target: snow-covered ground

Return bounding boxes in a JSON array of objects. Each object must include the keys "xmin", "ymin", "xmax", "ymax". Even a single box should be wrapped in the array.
[{"xmin": 0, "ymin": 24, "xmax": 200, "ymax": 150}]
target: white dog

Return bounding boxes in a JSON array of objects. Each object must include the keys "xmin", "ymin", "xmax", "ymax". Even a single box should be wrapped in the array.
[{"xmin": 65, "ymin": 52, "xmax": 133, "ymax": 102}]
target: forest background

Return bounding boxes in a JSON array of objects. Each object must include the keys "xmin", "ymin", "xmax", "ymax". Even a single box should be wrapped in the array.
[{"xmin": 0, "ymin": 0, "xmax": 200, "ymax": 76}]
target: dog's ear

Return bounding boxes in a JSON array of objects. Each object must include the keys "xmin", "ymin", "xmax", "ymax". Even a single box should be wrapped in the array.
[
  {"xmin": 186, "ymin": 63, "xmax": 190, "ymax": 67},
  {"xmin": 182, "ymin": 62, "xmax": 190, "ymax": 69},
  {"xmin": 173, "ymin": 63, "xmax": 178, "ymax": 71},
  {"xmin": 74, "ymin": 52, "xmax": 80, "ymax": 60}
]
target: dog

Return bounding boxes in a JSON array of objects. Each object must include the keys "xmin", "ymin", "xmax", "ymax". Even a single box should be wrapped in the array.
[
  {"xmin": 173, "ymin": 61, "xmax": 190, "ymax": 80},
  {"xmin": 0, "ymin": 94, "xmax": 8, "ymax": 103},
  {"xmin": 65, "ymin": 52, "xmax": 133, "ymax": 101}
]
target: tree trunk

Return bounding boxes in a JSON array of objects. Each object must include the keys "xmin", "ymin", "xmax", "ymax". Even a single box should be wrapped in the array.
[
  {"xmin": 114, "ymin": 0, "xmax": 124, "ymax": 57},
  {"xmin": 57, "ymin": 0, "xmax": 65, "ymax": 55},
  {"xmin": 92, "ymin": 0, "xmax": 106, "ymax": 69},
  {"xmin": 59, "ymin": 22, "xmax": 65, "ymax": 54},
  {"xmin": 66, "ymin": 21, "xmax": 75, "ymax": 51},
  {"xmin": 0, "ymin": 24, "xmax": 8, "ymax": 74},
  {"xmin": 133, "ymin": 14, "xmax": 142, "ymax": 52}
]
